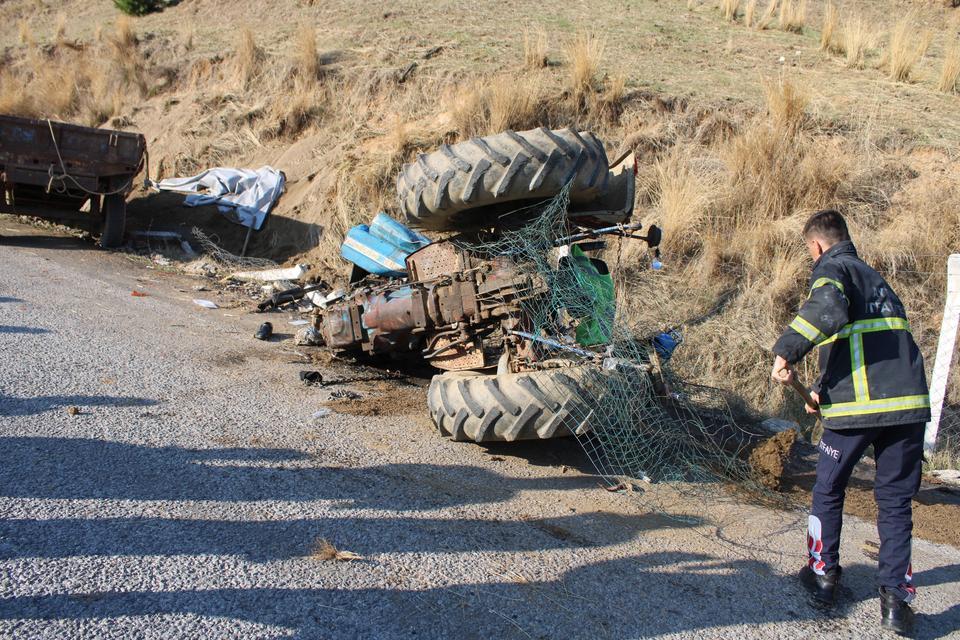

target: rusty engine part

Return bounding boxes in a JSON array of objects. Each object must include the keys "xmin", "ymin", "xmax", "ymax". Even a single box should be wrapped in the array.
[{"xmin": 314, "ymin": 240, "xmax": 549, "ymax": 371}]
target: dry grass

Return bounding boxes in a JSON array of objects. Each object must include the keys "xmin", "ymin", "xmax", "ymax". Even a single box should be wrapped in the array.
[
  {"xmin": 296, "ymin": 23, "xmax": 319, "ymax": 83},
  {"xmin": 722, "ymin": 0, "xmax": 740, "ymax": 22},
  {"xmin": 762, "ymin": 75, "xmax": 808, "ymax": 133},
  {"xmin": 18, "ymin": 19, "xmax": 34, "ymax": 46},
  {"xmin": 778, "ymin": 0, "xmax": 805, "ymax": 34},
  {"xmin": 756, "ymin": 0, "xmax": 779, "ymax": 30},
  {"xmin": 744, "ymin": 0, "xmax": 757, "ymax": 28},
  {"xmin": 234, "ymin": 27, "xmax": 263, "ymax": 90},
  {"xmin": 820, "ymin": 2, "xmax": 838, "ymax": 52},
  {"xmin": 842, "ymin": 14, "xmax": 872, "ymax": 69},
  {"xmin": 652, "ymin": 149, "xmax": 713, "ymax": 256},
  {"xmin": 53, "ymin": 13, "xmax": 66, "ymax": 45},
  {"xmin": 937, "ymin": 39, "xmax": 960, "ymax": 93},
  {"xmin": 887, "ymin": 13, "xmax": 931, "ymax": 83},
  {"xmin": 523, "ymin": 26, "xmax": 548, "ymax": 70},
  {"xmin": 488, "ymin": 75, "xmax": 543, "ymax": 133},
  {"xmin": 567, "ymin": 32, "xmax": 605, "ymax": 106},
  {"xmin": 311, "ymin": 539, "xmax": 362, "ymax": 562}
]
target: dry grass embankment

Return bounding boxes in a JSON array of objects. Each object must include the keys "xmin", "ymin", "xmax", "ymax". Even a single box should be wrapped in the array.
[{"xmin": 2, "ymin": 1, "xmax": 959, "ymax": 431}]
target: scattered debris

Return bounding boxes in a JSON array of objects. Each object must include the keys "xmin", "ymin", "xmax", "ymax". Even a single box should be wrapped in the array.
[
  {"xmin": 300, "ymin": 370, "xmax": 324, "ymax": 386},
  {"xmin": 192, "ymin": 299, "xmax": 218, "ymax": 309},
  {"xmin": 151, "ymin": 254, "xmax": 172, "ymax": 266},
  {"xmin": 749, "ymin": 429, "xmax": 798, "ymax": 491},
  {"xmin": 66, "ymin": 406, "xmax": 79, "ymax": 416},
  {"xmin": 312, "ymin": 408, "xmax": 332, "ymax": 419},
  {"xmin": 257, "ymin": 283, "xmax": 329, "ymax": 312},
  {"xmin": 288, "ymin": 319, "xmax": 309, "ymax": 326},
  {"xmin": 311, "ymin": 539, "xmax": 363, "ymax": 562},
  {"xmin": 330, "ymin": 389, "xmax": 361, "ymax": 400},
  {"xmin": 294, "ymin": 326, "xmax": 323, "ymax": 346},
  {"xmin": 230, "ymin": 264, "xmax": 308, "ymax": 283},
  {"xmin": 254, "ymin": 322, "xmax": 273, "ymax": 341},
  {"xmin": 490, "ymin": 456, "xmax": 505, "ymax": 462},
  {"xmin": 131, "ymin": 290, "xmax": 148, "ymax": 297}
]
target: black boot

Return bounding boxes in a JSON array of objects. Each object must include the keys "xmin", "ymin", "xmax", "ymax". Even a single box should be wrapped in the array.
[
  {"xmin": 880, "ymin": 587, "xmax": 915, "ymax": 636},
  {"xmin": 799, "ymin": 565, "xmax": 841, "ymax": 605}
]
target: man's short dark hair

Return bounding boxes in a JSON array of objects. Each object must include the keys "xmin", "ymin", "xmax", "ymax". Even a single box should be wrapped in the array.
[{"xmin": 803, "ymin": 209, "xmax": 850, "ymax": 244}]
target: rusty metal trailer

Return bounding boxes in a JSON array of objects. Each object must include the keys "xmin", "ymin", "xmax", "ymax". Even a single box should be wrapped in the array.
[{"xmin": 0, "ymin": 115, "xmax": 146, "ymax": 247}]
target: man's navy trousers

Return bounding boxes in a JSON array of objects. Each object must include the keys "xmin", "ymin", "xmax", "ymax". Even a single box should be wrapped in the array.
[{"xmin": 807, "ymin": 422, "xmax": 924, "ymax": 600}]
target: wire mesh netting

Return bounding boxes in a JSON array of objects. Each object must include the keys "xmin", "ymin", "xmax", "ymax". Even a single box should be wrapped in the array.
[{"xmin": 459, "ymin": 188, "xmax": 777, "ymax": 497}]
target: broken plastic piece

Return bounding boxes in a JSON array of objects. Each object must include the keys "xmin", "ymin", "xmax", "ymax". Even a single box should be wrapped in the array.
[
  {"xmin": 131, "ymin": 290, "xmax": 148, "ymax": 297},
  {"xmin": 193, "ymin": 299, "xmax": 218, "ymax": 309}
]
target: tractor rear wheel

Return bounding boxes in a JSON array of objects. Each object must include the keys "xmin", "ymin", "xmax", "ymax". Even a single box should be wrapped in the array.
[
  {"xmin": 427, "ymin": 366, "xmax": 608, "ymax": 443},
  {"xmin": 397, "ymin": 127, "xmax": 609, "ymax": 231}
]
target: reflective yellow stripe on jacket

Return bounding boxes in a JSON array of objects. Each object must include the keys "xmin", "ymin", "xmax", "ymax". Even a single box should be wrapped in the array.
[{"xmin": 819, "ymin": 395, "xmax": 930, "ymax": 418}]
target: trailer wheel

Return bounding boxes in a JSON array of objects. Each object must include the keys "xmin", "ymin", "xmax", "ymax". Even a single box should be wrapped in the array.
[
  {"xmin": 427, "ymin": 366, "xmax": 612, "ymax": 443},
  {"xmin": 100, "ymin": 193, "xmax": 126, "ymax": 248},
  {"xmin": 397, "ymin": 127, "xmax": 609, "ymax": 231}
]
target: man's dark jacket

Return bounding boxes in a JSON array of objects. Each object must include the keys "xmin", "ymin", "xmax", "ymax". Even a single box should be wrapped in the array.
[{"xmin": 772, "ymin": 240, "xmax": 930, "ymax": 430}]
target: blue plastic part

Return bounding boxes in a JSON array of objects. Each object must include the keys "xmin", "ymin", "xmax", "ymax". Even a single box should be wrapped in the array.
[
  {"xmin": 341, "ymin": 224, "xmax": 410, "ymax": 277},
  {"xmin": 340, "ymin": 213, "xmax": 432, "ymax": 277},
  {"xmin": 653, "ymin": 329, "xmax": 683, "ymax": 361},
  {"xmin": 368, "ymin": 212, "xmax": 431, "ymax": 254}
]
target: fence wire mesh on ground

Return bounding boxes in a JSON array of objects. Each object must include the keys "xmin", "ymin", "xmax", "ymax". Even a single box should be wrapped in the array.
[{"xmin": 460, "ymin": 189, "xmax": 777, "ymax": 503}]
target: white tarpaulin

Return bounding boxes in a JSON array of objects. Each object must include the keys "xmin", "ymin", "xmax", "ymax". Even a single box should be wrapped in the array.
[{"xmin": 153, "ymin": 167, "xmax": 285, "ymax": 230}]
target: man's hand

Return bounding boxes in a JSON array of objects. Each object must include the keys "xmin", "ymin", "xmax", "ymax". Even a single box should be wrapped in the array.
[
  {"xmin": 806, "ymin": 391, "xmax": 820, "ymax": 415},
  {"xmin": 770, "ymin": 355, "xmax": 794, "ymax": 386}
]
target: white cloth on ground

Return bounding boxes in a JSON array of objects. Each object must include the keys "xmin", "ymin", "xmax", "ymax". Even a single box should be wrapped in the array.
[{"xmin": 153, "ymin": 167, "xmax": 285, "ymax": 230}]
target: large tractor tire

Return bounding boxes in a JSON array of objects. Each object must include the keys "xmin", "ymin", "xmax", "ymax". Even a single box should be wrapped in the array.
[
  {"xmin": 427, "ymin": 366, "xmax": 608, "ymax": 443},
  {"xmin": 397, "ymin": 127, "xmax": 610, "ymax": 231}
]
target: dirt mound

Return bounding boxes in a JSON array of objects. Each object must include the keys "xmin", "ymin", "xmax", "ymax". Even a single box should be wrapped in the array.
[{"xmin": 749, "ymin": 429, "xmax": 797, "ymax": 491}]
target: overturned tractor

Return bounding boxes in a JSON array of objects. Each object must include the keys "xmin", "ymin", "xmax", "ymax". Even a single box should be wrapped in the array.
[{"xmin": 309, "ymin": 127, "xmax": 664, "ymax": 443}]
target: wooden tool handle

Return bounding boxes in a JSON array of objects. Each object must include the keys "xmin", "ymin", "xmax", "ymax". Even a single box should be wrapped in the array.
[{"xmin": 789, "ymin": 377, "xmax": 820, "ymax": 414}]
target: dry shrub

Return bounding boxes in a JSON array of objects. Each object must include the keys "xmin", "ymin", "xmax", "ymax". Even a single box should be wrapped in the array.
[
  {"xmin": 778, "ymin": 0, "xmax": 805, "ymax": 33},
  {"xmin": 756, "ymin": 0, "xmax": 779, "ymax": 29},
  {"xmin": 567, "ymin": 32, "xmax": 605, "ymax": 107},
  {"xmin": 887, "ymin": 13, "xmax": 931, "ymax": 83},
  {"xmin": 18, "ymin": 19, "xmax": 34, "ymax": 46},
  {"xmin": 488, "ymin": 74, "xmax": 544, "ymax": 133},
  {"xmin": 446, "ymin": 75, "xmax": 548, "ymax": 139},
  {"xmin": 762, "ymin": 75, "xmax": 808, "ymax": 133},
  {"xmin": 0, "ymin": 70, "xmax": 31, "ymax": 116},
  {"xmin": 744, "ymin": 0, "xmax": 757, "ymax": 28},
  {"xmin": 842, "ymin": 14, "xmax": 872, "ymax": 69},
  {"xmin": 234, "ymin": 27, "xmax": 263, "ymax": 90},
  {"xmin": 106, "ymin": 16, "xmax": 146, "ymax": 95},
  {"xmin": 523, "ymin": 26, "xmax": 548, "ymax": 70},
  {"xmin": 820, "ymin": 2, "xmax": 838, "ymax": 52},
  {"xmin": 296, "ymin": 23, "xmax": 319, "ymax": 83},
  {"xmin": 593, "ymin": 73, "xmax": 627, "ymax": 124},
  {"xmin": 53, "ymin": 13, "xmax": 66, "ymax": 45},
  {"xmin": 652, "ymin": 149, "xmax": 713, "ymax": 256},
  {"xmin": 937, "ymin": 39, "xmax": 960, "ymax": 92},
  {"xmin": 722, "ymin": 0, "xmax": 740, "ymax": 22}
]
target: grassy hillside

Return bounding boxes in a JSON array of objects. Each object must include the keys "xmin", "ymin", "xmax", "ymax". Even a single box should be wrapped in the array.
[{"xmin": 2, "ymin": 0, "xmax": 959, "ymax": 439}]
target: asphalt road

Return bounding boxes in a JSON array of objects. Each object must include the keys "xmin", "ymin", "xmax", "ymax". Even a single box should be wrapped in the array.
[{"xmin": 1, "ymin": 221, "xmax": 958, "ymax": 639}]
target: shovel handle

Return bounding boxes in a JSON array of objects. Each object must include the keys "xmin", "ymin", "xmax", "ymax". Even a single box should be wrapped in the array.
[{"xmin": 789, "ymin": 377, "xmax": 820, "ymax": 415}]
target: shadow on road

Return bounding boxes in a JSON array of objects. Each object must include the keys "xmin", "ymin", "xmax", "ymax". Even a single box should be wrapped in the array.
[
  {"xmin": 2, "ymin": 553, "xmax": 955, "ymax": 638},
  {"xmin": 0, "ymin": 325, "xmax": 50, "ymax": 334},
  {"xmin": 0, "ymin": 395, "xmax": 157, "ymax": 417}
]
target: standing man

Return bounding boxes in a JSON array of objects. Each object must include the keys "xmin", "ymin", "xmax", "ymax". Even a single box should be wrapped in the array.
[{"xmin": 770, "ymin": 210, "xmax": 930, "ymax": 635}]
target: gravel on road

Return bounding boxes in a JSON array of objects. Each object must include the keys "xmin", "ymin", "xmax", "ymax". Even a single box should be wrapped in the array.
[{"xmin": 1, "ymin": 223, "xmax": 958, "ymax": 639}]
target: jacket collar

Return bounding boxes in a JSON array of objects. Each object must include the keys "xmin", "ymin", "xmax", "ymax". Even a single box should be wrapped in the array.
[{"xmin": 814, "ymin": 240, "xmax": 857, "ymax": 268}]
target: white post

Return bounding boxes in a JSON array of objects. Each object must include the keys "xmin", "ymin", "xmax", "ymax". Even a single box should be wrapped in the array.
[{"xmin": 924, "ymin": 254, "xmax": 960, "ymax": 459}]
